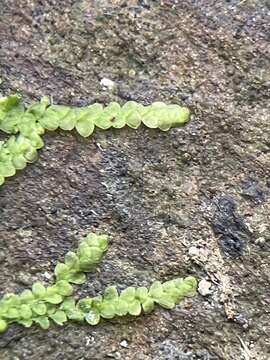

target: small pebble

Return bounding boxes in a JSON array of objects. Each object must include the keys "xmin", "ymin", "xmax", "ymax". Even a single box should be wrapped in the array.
[
  {"xmin": 120, "ymin": 340, "xmax": 129, "ymax": 348},
  {"xmin": 100, "ymin": 78, "xmax": 115, "ymax": 90},
  {"xmin": 188, "ymin": 246, "xmax": 200, "ymax": 257},
  {"xmin": 255, "ymin": 237, "xmax": 265, "ymax": 246},
  {"xmin": 198, "ymin": 279, "xmax": 212, "ymax": 296}
]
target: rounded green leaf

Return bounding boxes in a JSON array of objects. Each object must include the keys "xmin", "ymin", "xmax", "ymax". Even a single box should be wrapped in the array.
[
  {"xmin": 38, "ymin": 107, "xmax": 60, "ymax": 130},
  {"xmin": 50, "ymin": 310, "xmax": 67, "ymax": 325},
  {"xmin": 60, "ymin": 298, "xmax": 76, "ymax": 312},
  {"xmin": 12, "ymin": 154, "xmax": 27, "ymax": 170},
  {"xmin": 78, "ymin": 241, "xmax": 91, "ymax": 257},
  {"xmin": 27, "ymin": 96, "xmax": 49, "ymax": 118},
  {"xmin": 86, "ymin": 103, "xmax": 104, "ymax": 124},
  {"xmin": 67, "ymin": 310, "xmax": 85, "ymax": 322},
  {"xmin": 104, "ymin": 286, "xmax": 118, "ymax": 300},
  {"xmin": 20, "ymin": 304, "xmax": 32, "ymax": 319},
  {"xmin": 75, "ymin": 118, "xmax": 95, "ymax": 137},
  {"xmin": 157, "ymin": 108, "xmax": 172, "ymax": 131},
  {"xmin": 120, "ymin": 101, "xmax": 142, "ymax": 129},
  {"xmin": 54, "ymin": 106, "xmax": 74, "ymax": 130},
  {"xmin": 0, "ymin": 319, "xmax": 7, "ymax": 332},
  {"xmin": 77, "ymin": 298, "xmax": 92, "ymax": 312},
  {"xmin": 64, "ymin": 251, "xmax": 80, "ymax": 269},
  {"xmin": 45, "ymin": 293, "xmax": 63, "ymax": 305},
  {"xmin": 91, "ymin": 295, "xmax": 103, "ymax": 308},
  {"xmin": 155, "ymin": 295, "xmax": 175, "ymax": 309},
  {"xmin": 28, "ymin": 133, "xmax": 44, "ymax": 149},
  {"xmin": 0, "ymin": 95, "xmax": 20, "ymax": 111},
  {"xmin": 90, "ymin": 247, "xmax": 103, "ymax": 263},
  {"xmin": 85, "ymin": 233, "xmax": 99, "ymax": 247},
  {"xmin": 99, "ymin": 302, "xmax": 115, "ymax": 319},
  {"xmin": 85, "ymin": 309, "xmax": 100, "ymax": 325},
  {"xmin": 32, "ymin": 302, "xmax": 47, "ymax": 316},
  {"xmin": 141, "ymin": 106, "xmax": 160, "ymax": 128},
  {"xmin": 114, "ymin": 299, "xmax": 128, "ymax": 316},
  {"xmin": 175, "ymin": 276, "xmax": 197, "ymax": 297},
  {"xmin": 56, "ymin": 280, "xmax": 73, "ymax": 296},
  {"xmin": 120, "ymin": 287, "xmax": 136, "ymax": 301},
  {"xmin": 184, "ymin": 276, "xmax": 197, "ymax": 289},
  {"xmin": 6, "ymin": 307, "xmax": 19, "ymax": 319},
  {"xmin": 128, "ymin": 300, "xmax": 141, "ymax": 316},
  {"xmin": 18, "ymin": 319, "xmax": 33, "ymax": 328},
  {"xmin": 54, "ymin": 262, "xmax": 70, "ymax": 281},
  {"xmin": 24, "ymin": 148, "xmax": 38, "ymax": 163},
  {"xmin": 125, "ymin": 112, "xmax": 141, "ymax": 129},
  {"xmin": 149, "ymin": 281, "xmax": 163, "ymax": 299},
  {"xmin": 46, "ymin": 304, "xmax": 57, "ymax": 316},
  {"xmin": 34, "ymin": 316, "xmax": 50, "ymax": 330},
  {"xmin": 20, "ymin": 289, "xmax": 35, "ymax": 302},
  {"xmin": 85, "ymin": 233, "xmax": 109, "ymax": 251},
  {"xmin": 94, "ymin": 115, "xmax": 112, "ymax": 129},
  {"xmin": 79, "ymin": 256, "xmax": 95, "ymax": 271},
  {"xmin": 32, "ymin": 282, "xmax": 46, "ymax": 298},
  {"xmin": 162, "ymin": 281, "xmax": 181, "ymax": 298},
  {"xmin": 97, "ymin": 234, "xmax": 109, "ymax": 251},
  {"xmin": 169, "ymin": 105, "xmax": 190, "ymax": 127},
  {"xmin": 136, "ymin": 287, "xmax": 148, "ymax": 301},
  {"xmin": 69, "ymin": 272, "xmax": 86, "ymax": 285},
  {"xmin": 142, "ymin": 298, "xmax": 155, "ymax": 313},
  {"xmin": 94, "ymin": 102, "xmax": 121, "ymax": 130},
  {"xmin": 0, "ymin": 161, "xmax": 16, "ymax": 177}
]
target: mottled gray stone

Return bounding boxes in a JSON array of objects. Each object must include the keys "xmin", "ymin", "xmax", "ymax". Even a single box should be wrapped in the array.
[{"xmin": 0, "ymin": 1, "xmax": 269, "ymax": 359}]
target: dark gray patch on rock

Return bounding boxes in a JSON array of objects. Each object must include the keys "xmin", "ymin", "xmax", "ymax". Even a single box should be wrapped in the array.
[{"xmin": 210, "ymin": 195, "xmax": 251, "ymax": 257}]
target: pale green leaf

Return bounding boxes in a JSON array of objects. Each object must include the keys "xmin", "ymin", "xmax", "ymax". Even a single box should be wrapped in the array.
[
  {"xmin": 68, "ymin": 272, "xmax": 86, "ymax": 285},
  {"xmin": 20, "ymin": 304, "xmax": 32, "ymax": 319},
  {"xmin": 142, "ymin": 298, "xmax": 154, "ymax": 313},
  {"xmin": 155, "ymin": 294, "xmax": 175, "ymax": 309},
  {"xmin": 120, "ymin": 287, "xmax": 136, "ymax": 301},
  {"xmin": 55, "ymin": 280, "xmax": 73, "ymax": 296},
  {"xmin": 0, "ymin": 320, "xmax": 7, "ymax": 332},
  {"xmin": 32, "ymin": 282, "xmax": 46, "ymax": 298},
  {"xmin": 135, "ymin": 287, "xmax": 148, "ymax": 301},
  {"xmin": 12, "ymin": 154, "xmax": 27, "ymax": 170},
  {"xmin": 59, "ymin": 298, "xmax": 76, "ymax": 312},
  {"xmin": 149, "ymin": 281, "xmax": 163, "ymax": 299},
  {"xmin": 99, "ymin": 302, "xmax": 115, "ymax": 319},
  {"xmin": 85, "ymin": 309, "xmax": 100, "ymax": 325},
  {"xmin": 104, "ymin": 286, "xmax": 118, "ymax": 300},
  {"xmin": 114, "ymin": 299, "xmax": 128, "ymax": 316},
  {"xmin": 75, "ymin": 117, "xmax": 95, "ymax": 137},
  {"xmin": 34, "ymin": 316, "xmax": 50, "ymax": 330},
  {"xmin": 128, "ymin": 300, "xmax": 141, "ymax": 316},
  {"xmin": 18, "ymin": 319, "xmax": 33, "ymax": 328},
  {"xmin": 45, "ymin": 294, "xmax": 63, "ymax": 305},
  {"xmin": 32, "ymin": 303, "xmax": 47, "ymax": 316},
  {"xmin": 50, "ymin": 310, "xmax": 67, "ymax": 325}
]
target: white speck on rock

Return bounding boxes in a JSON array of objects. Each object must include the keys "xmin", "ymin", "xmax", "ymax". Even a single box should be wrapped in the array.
[
  {"xmin": 188, "ymin": 246, "xmax": 200, "ymax": 257},
  {"xmin": 198, "ymin": 279, "xmax": 212, "ymax": 296},
  {"xmin": 100, "ymin": 78, "xmax": 115, "ymax": 89},
  {"xmin": 120, "ymin": 340, "xmax": 129, "ymax": 348},
  {"xmin": 43, "ymin": 271, "xmax": 52, "ymax": 280}
]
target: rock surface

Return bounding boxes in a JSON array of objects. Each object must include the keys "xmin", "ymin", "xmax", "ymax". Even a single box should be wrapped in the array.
[{"xmin": 0, "ymin": 1, "xmax": 269, "ymax": 359}]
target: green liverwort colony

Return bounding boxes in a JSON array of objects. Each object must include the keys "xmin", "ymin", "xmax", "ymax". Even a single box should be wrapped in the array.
[
  {"xmin": 0, "ymin": 233, "xmax": 197, "ymax": 333},
  {"xmin": 0, "ymin": 95, "xmax": 196, "ymax": 332},
  {"xmin": 0, "ymin": 95, "xmax": 190, "ymax": 186}
]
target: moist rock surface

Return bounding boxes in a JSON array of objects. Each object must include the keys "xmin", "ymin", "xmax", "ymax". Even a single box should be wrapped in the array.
[{"xmin": 0, "ymin": 1, "xmax": 269, "ymax": 359}]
